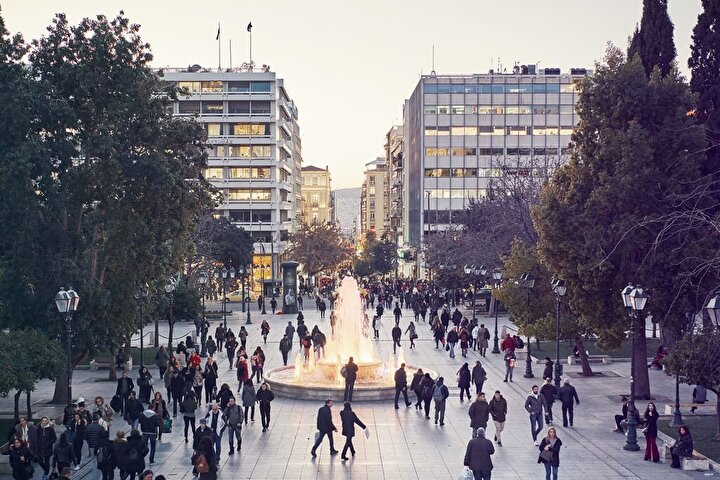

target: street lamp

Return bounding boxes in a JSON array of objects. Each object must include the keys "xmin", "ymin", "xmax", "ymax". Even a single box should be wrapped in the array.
[
  {"xmin": 706, "ymin": 292, "xmax": 720, "ymax": 327},
  {"xmin": 491, "ymin": 268, "xmax": 503, "ymax": 354},
  {"xmin": 198, "ymin": 271, "xmax": 208, "ymax": 356},
  {"xmin": 215, "ymin": 267, "xmax": 235, "ymax": 329},
  {"xmin": 464, "ymin": 264, "xmax": 486, "ymax": 320},
  {"xmin": 55, "ymin": 288, "xmax": 79, "ymax": 409},
  {"xmin": 620, "ymin": 283, "xmax": 648, "ymax": 452},
  {"xmin": 164, "ymin": 281, "xmax": 176, "ymax": 349},
  {"xmin": 239, "ymin": 265, "xmax": 252, "ymax": 325},
  {"xmin": 521, "ymin": 273, "xmax": 536, "ymax": 378},
  {"xmin": 551, "ymin": 279, "xmax": 567, "ymax": 388},
  {"xmin": 133, "ymin": 284, "xmax": 149, "ymax": 369}
]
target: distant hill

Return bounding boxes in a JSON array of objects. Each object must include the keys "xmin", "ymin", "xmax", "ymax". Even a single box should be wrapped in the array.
[{"xmin": 333, "ymin": 187, "xmax": 361, "ymax": 235}]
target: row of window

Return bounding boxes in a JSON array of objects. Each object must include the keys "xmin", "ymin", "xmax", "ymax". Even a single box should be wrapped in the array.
[
  {"xmin": 424, "ymin": 83, "xmax": 578, "ymax": 94},
  {"xmin": 425, "ymin": 126, "xmax": 574, "ymax": 137},
  {"xmin": 425, "ymin": 167, "xmax": 549, "ymax": 178},
  {"xmin": 423, "ymin": 189, "xmax": 487, "ymax": 199},
  {"xmin": 211, "ymin": 145, "xmax": 273, "ymax": 158},
  {"xmin": 205, "ymin": 167, "xmax": 272, "ymax": 180},
  {"xmin": 229, "ymin": 210, "xmax": 272, "ymax": 223},
  {"xmin": 227, "ymin": 188, "xmax": 273, "ymax": 201},
  {"xmin": 425, "ymin": 146, "xmax": 572, "ymax": 156},
  {"xmin": 204, "ymin": 123, "xmax": 271, "ymax": 137},
  {"xmin": 179, "ymin": 101, "xmax": 272, "ymax": 115},
  {"xmin": 424, "ymin": 105, "xmax": 576, "ymax": 115},
  {"xmin": 177, "ymin": 81, "xmax": 272, "ymax": 93}
]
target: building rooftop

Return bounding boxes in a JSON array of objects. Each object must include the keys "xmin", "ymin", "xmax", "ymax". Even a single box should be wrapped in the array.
[{"xmin": 301, "ymin": 165, "xmax": 328, "ymax": 172}]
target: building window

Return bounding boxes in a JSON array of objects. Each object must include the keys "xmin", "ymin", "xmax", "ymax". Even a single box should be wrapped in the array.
[
  {"xmin": 312, "ymin": 177, "xmax": 318, "ymax": 186},
  {"xmin": 451, "ymin": 147, "xmax": 476, "ymax": 156},
  {"xmin": 311, "ymin": 194, "xmax": 319, "ymax": 205},
  {"xmin": 178, "ymin": 101, "xmax": 200, "ymax": 114},
  {"xmin": 369, "ymin": 186, "xmax": 375, "ymax": 195},
  {"xmin": 228, "ymin": 167, "xmax": 271, "ymax": 179},
  {"xmin": 228, "ymin": 101, "xmax": 250, "ymax": 114},
  {"xmin": 201, "ymin": 81, "xmax": 223, "ymax": 92},
  {"xmin": 231, "ymin": 123, "xmax": 270, "ymax": 136},
  {"xmin": 424, "ymin": 168, "xmax": 451, "ymax": 177},
  {"xmin": 478, "ymin": 148, "xmax": 504, "ymax": 156},
  {"xmin": 228, "ymin": 81, "xmax": 250, "ymax": 93},
  {"xmin": 424, "ymin": 147, "xmax": 449, "ymax": 156},
  {"xmin": 177, "ymin": 81, "xmax": 201, "ymax": 92},
  {"xmin": 204, "ymin": 168, "xmax": 224, "ymax": 179},
  {"xmin": 250, "ymin": 82, "xmax": 272, "ymax": 93},
  {"xmin": 251, "ymin": 101, "xmax": 272, "ymax": 115},
  {"xmin": 452, "ymin": 168, "xmax": 477, "ymax": 177},
  {"xmin": 202, "ymin": 102, "xmax": 224, "ymax": 114},
  {"xmin": 205, "ymin": 123, "xmax": 222, "ymax": 137}
]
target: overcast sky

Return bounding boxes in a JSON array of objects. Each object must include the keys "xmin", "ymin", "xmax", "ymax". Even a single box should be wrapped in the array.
[{"xmin": 3, "ymin": 0, "xmax": 703, "ymax": 189}]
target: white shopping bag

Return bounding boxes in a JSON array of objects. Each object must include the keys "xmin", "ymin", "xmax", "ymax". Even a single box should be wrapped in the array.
[
  {"xmin": 314, "ymin": 431, "xmax": 321, "ymax": 443},
  {"xmin": 458, "ymin": 466, "xmax": 474, "ymax": 480},
  {"xmin": 364, "ymin": 428, "xmax": 370, "ymax": 439}
]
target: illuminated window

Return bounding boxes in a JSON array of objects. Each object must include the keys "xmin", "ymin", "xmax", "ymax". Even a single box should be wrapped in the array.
[
  {"xmin": 202, "ymin": 102, "xmax": 223, "ymax": 114},
  {"xmin": 201, "ymin": 81, "xmax": 223, "ymax": 92},
  {"xmin": 477, "ymin": 106, "xmax": 504, "ymax": 115},
  {"xmin": 560, "ymin": 83, "xmax": 577, "ymax": 93},
  {"xmin": 451, "ymin": 147, "xmax": 476, "ymax": 156},
  {"xmin": 424, "ymin": 168, "xmax": 451, "ymax": 177},
  {"xmin": 425, "ymin": 147, "xmax": 449, "ymax": 156},
  {"xmin": 205, "ymin": 123, "xmax": 222, "ymax": 137},
  {"xmin": 451, "ymin": 126, "xmax": 477, "ymax": 136},
  {"xmin": 178, "ymin": 81, "xmax": 201, "ymax": 92},
  {"xmin": 204, "ymin": 168, "xmax": 224, "ymax": 179},
  {"xmin": 452, "ymin": 168, "xmax": 477, "ymax": 177},
  {"xmin": 232, "ymin": 123, "xmax": 270, "ymax": 136}
]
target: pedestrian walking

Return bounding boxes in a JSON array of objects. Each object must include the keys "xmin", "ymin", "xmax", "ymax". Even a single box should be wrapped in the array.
[
  {"xmin": 138, "ymin": 408, "xmax": 158, "ymax": 465},
  {"xmin": 342, "ymin": 357, "xmax": 359, "ymax": 402},
  {"xmin": 457, "ymin": 363, "xmax": 471, "ymax": 401},
  {"xmin": 214, "ymin": 324, "xmax": 226, "ymax": 351},
  {"xmin": 463, "ymin": 427, "xmax": 495, "ymax": 480},
  {"xmin": 182, "ymin": 390, "xmax": 198, "ymax": 444},
  {"xmin": 468, "ymin": 393, "xmax": 490, "ymax": 438},
  {"xmin": 543, "ymin": 357, "xmax": 554, "ymax": 381},
  {"xmin": 192, "ymin": 365, "xmax": 204, "ymax": 405},
  {"xmin": 339, "ymin": 402, "xmax": 367, "ymax": 460},
  {"xmin": 503, "ymin": 351, "xmax": 516, "ymax": 383},
  {"xmin": 95, "ymin": 429, "xmax": 115, "ymax": 480},
  {"xmin": 150, "ymin": 392, "xmax": 169, "ymax": 442},
  {"xmin": 643, "ymin": 402, "xmax": 660, "ymax": 462},
  {"xmin": 540, "ymin": 377, "xmax": 557, "ymax": 425},
  {"xmin": 447, "ymin": 328, "xmax": 459, "ymax": 358},
  {"xmin": 223, "ymin": 397, "xmax": 243, "ymax": 453},
  {"xmin": 477, "ymin": 324, "xmax": 489, "ymax": 357},
  {"xmin": 433, "ymin": 377, "xmax": 450, "ymax": 426},
  {"xmin": 557, "ymin": 378, "xmax": 580, "ymax": 427},
  {"xmin": 204, "ymin": 358, "xmax": 219, "ymax": 404},
  {"xmin": 241, "ymin": 379, "xmax": 256, "ymax": 424},
  {"xmin": 279, "ymin": 334, "xmax": 292, "ymax": 366},
  {"xmin": 405, "ymin": 322, "xmax": 417, "ymax": 349},
  {"xmin": 155, "ymin": 346, "xmax": 169, "ymax": 380},
  {"xmin": 126, "ymin": 429, "xmax": 149, "ymax": 480},
  {"xmin": 9, "ymin": 438, "xmax": 33, "ymax": 480},
  {"xmin": 116, "ymin": 371, "xmax": 135, "ymax": 414},
  {"xmin": 270, "ymin": 297, "xmax": 278, "ymax": 314},
  {"xmin": 260, "ymin": 320, "xmax": 270, "ymax": 344},
  {"xmin": 393, "ymin": 302, "xmax": 402, "ymax": 325},
  {"xmin": 256, "ymin": 382, "xmax": 275, "ymax": 432},
  {"xmin": 489, "ymin": 391, "xmax": 507, "ymax": 447},
  {"xmin": 311, "ymin": 399, "xmax": 339, "ymax": 457},
  {"xmin": 538, "ymin": 427, "xmax": 562, "ymax": 480},
  {"xmin": 137, "ymin": 367, "xmax": 154, "ymax": 404},
  {"xmin": 471, "ymin": 361, "xmax": 486, "ymax": 395},
  {"xmin": 204, "ymin": 403, "xmax": 225, "ymax": 462},
  {"xmin": 195, "ymin": 436, "xmax": 218, "ymax": 480},
  {"xmin": 410, "ymin": 368, "xmax": 424, "ymax": 409},
  {"xmin": 391, "ymin": 324, "xmax": 402, "ymax": 354},
  {"xmin": 51, "ymin": 432, "xmax": 74, "ymax": 475},
  {"xmin": 394, "ymin": 363, "xmax": 411, "ymax": 409},
  {"xmin": 525, "ymin": 385, "xmax": 548, "ymax": 445},
  {"xmin": 420, "ymin": 373, "xmax": 435, "ymax": 419}
]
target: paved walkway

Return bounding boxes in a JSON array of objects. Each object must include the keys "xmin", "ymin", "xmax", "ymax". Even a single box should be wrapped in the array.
[{"xmin": 4, "ymin": 301, "xmax": 714, "ymax": 479}]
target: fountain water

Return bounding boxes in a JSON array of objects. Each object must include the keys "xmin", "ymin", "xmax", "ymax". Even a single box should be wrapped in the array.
[{"xmin": 264, "ymin": 276, "xmax": 435, "ymax": 401}]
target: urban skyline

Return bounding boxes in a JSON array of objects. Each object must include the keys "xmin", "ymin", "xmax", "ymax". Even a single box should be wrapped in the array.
[{"xmin": 2, "ymin": 0, "xmax": 703, "ymax": 188}]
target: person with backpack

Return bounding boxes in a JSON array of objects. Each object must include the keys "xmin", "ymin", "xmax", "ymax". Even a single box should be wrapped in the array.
[
  {"xmin": 95, "ymin": 429, "xmax": 116, "ymax": 480},
  {"xmin": 51, "ymin": 432, "xmax": 75, "ymax": 475},
  {"xmin": 433, "ymin": 377, "xmax": 450, "ymax": 426},
  {"xmin": 125, "ymin": 429, "xmax": 149, "ymax": 480},
  {"xmin": 223, "ymin": 397, "xmax": 244, "ymax": 454},
  {"xmin": 139, "ymin": 408, "xmax": 158, "ymax": 465},
  {"xmin": 194, "ymin": 435, "xmax": 217, "ymax": 480},
  {"xmin": 279, "ymin": 335, "xmax": 292, "ymax": 366},
  {"xmin": 182, "ymin": 390, "xmax": 199, "ymax": 443},
  {"xmin": 420, "ymin": 373, "xmax": 435, "ymax": 419}
]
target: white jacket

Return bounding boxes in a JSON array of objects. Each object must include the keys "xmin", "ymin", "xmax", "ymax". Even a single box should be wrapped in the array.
[{"xmin": 204, "ymin": 408, "xmax": 226, "ymax": 434}]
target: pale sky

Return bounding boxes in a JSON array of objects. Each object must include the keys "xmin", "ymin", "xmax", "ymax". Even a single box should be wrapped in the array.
[{"xmin": 3, "ymin": 0, "xmax": 703, "ymax": 189}]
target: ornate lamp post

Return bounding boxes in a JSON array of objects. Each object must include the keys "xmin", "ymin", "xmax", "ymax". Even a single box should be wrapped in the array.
[
  {"xmin": 55, "ymin": 288, "xmax": 79, "ymax": 409},
  {"xmin": 551, "ymin": 279, "xmax": 567, "ymax": 388},
  {"xmin": 239, "ymin": 265, "xmax": 252, "ymax": 325},
  {"xmin": 621, "ymin": 283, "xmax": 648, "ymax": 452},
  {"xmin": 198, "ymin": 271, "xmax": 208, "ymax": 356},
  {"xmin": 706, "ymin": 292, "xmax": 720, "ymax": 327},
  {"xmin": 491, "ymin": 268, "xmax": 503, "ymax": 354},
  {"xmin": 521, "ymin": 273, "xmax": 536, "ymax": 378},
  {"xmin": 463, "ymin": 264, "xmax": 487, "ymax": 320},
  {"xmin": 164, "ymin": 281, "xmax": 176, "ymax": 349},
  {"xmin": 215, "ymin": 267, "xmax": 236, "ymax": 329}
]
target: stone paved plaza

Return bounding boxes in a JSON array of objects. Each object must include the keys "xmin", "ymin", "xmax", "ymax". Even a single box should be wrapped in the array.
[{"xmin": 4, "ymin": 303, "xmax": 714, "ymax": 480}]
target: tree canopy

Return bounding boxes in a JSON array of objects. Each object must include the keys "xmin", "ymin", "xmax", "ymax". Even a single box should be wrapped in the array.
[
  {"xmin": 628, "ymin": 0, "xmax": 676, "ymax": 77},
  {"xmin": 287, "ymin": 220, "xmax": 350, "ymax": 278}
]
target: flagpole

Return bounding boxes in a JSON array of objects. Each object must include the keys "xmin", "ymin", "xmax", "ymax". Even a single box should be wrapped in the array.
[
  {"xmin": 229, "ymin": 39, "xmax": 233, "ymax": 70},
  {"xmin": 249, "ymin": 28, "xmax": 253, "ymax": 66},
  {"xmin": 217, "ymin": 22, "xmax": 221, "ymax": 71}
]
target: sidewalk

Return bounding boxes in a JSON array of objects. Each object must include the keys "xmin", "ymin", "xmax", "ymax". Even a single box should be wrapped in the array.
[{"xmin": 4, "ymin": 301, "xmax": 713, "ymax": 479}]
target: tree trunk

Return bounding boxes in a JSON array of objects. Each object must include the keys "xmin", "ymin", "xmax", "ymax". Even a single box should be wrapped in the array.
[
  {"xmin": 26, "ymin": 391, "xmax": 32, "ymax": 420},
  {"xmin": 50, "ymin": 354, "xmax": 86, "ymax": 404},
  {"xmin": 535, "ymin": 337, "xmax": 541, "ymax": 351},
  {"xmin": 14, "ymin": 390, "xmax": 22, "ymax": 420},
  {"xmin": 168, "ymin": 320, "xmax": 175, "ymax": 350},
  {"xmin": 575, "ymin": 338, "xmax": 594, "ymax": 376},
  {"xmin": 715, "ymin": 396, "xmax": 720, "ymax": 441},
  {"xmin": 651, "ymin": 321, "xmax": 657, "ymax": 339},
  {"xmin": 109, "ymin": 357, "xmax": 117, "ymax": 382},
  {"xmin": 634, "ymin": 318, "xmax": 651, "ymax": 399}
]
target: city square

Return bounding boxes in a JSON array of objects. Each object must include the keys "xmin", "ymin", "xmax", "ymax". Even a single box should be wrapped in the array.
[{"xmin": 0, "ymin": 1, "xmax": 719, "ymax": 480}]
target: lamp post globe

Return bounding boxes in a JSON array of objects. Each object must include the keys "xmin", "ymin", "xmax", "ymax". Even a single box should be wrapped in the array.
[
  {"xmin": 622, "ymin": 284, "xmax": 648, "ymax": 452},
  {"xmin": 706, "ymin": 292, "xmax": 720, "ymax": 328}
]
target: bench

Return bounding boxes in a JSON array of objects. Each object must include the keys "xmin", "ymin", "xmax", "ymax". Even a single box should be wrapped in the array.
[
  {"xmin": 90, "ymin": 357, "xmax": 132, "ymax": 371},
  {"xmin": 682, "ymin": 455, "xmax": 710, "ymax": 471},
  {"xmin": 0, "ymin": 446, "xmax": 10, "ymax": 475},
  {"xmin": 664, "ymin": 403, "xmax": 714, "ymax": 415},
  {"xmin": 567, "ymin": 354, "xmax": 611, "ymax": 365}
]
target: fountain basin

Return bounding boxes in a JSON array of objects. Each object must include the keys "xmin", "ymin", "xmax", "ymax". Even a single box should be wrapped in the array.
[
  {"xmin": 316, "ymin": 359, "xmax": 384, "ymax": 380},
  {"xmin": 263, "ymin": 365, "xmax": 437, "ymax": 402}
]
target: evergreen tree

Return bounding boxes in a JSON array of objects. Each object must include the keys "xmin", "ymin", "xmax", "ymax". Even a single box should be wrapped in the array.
[
  {"xmin": 627, "ymin": 0, "xmax": 676, "ymax": 77},
  {"xmin": 533, "ymin": 46, "xmax": 706, "ymax": 399},
  {"xmin": 689, "ymin": 0, "xmax": 720, "ymax": 174}
]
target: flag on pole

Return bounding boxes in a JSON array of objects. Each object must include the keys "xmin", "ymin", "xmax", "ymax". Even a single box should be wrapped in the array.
[
  {"xmin": 247, "ymin": 22, "xmax": 253, "ymax": 32},
  {"xmin": 216, "ymin": 23, "xmax": 221, "ymax": 40}
]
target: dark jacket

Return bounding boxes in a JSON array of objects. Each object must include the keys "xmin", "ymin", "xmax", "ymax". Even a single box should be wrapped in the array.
[
  {"xmin": 85, "ymin": 422, "xmax": 104, "ymax": 450},
  {"xmin": 216, "ymin": 385, "xmax": 235, "ymax": 410},
  {"xmin": 542, "ymin": 361, "xmax": 554, "ymax": 381},
  {"xmin": 51, "ymin": 441, "xmax": 75, "ymax": 468},
  {"xmin": 340, "ymin": 408, "xmax": 366, "ymax": 438},
  {"xmin": 9, "ymin": 445, "xmax": 33, "ymax": 480},
  {"xmin": 344, "ymin": 362, "xmax": 359, "ymax": 382},
  {"xmin": 241, "ymin": 384, "xmax": 256, "ymax": 407},
  {"xmin": 256, "ymin": 388, "xmax": 275, "ymax": 406},
  {"xmin": 471, "ymin": 365, "xmax": 486, "ymax": 384},
  {"xmin": 538, "ymin": 437, "xmax": 562, "ymax": 467},
  {"xmin": 112, "ymin": 439, "xmax": 129, "ymax": 473},
  {"xmin": 116, "ymin": 377, "xmax": 135, "ymax": 396},
  {"xmin": 644, "ymin": 410, "xmax": 659, "ymax": 437},
  {"xmin": 95, "ymin": 437, "xmax": 116, "ymax": 470},
  {"xmin": 468, "ymin": 399, "xmax": 490, "ymax": 428},
  {"xmin": 464, "ymin": 436, "xmax": 495, "ymax": 472},
  {"xmin": 125, "ymin": 432, "xmax": 148, "ymax": 473},
  {"xmin": 410, "ymin": 372, "xmax": 423, "ymax": 393},
  {"xmin": 420, "ymin": 377, "xmax": 436, "ymax": 399},
  {"xmin": 457, "ymin": 368, "xmax": 471, "ymax": 389},
  {"xmin": 391, "ymin": 326, "xmax": 402, "ymax": 340},
  {"xmin": 394, "ymin": 368, "xmax": 407, "ymax": 387},
  {"xmin": 139, "ymin": 410, "xmax": 158, "ymax": 436},
  {"xmin": 673, "ymin": 432, "xmax": 693, "ymax": 457},
  {"xmin": 182, "ymin": 395, "xmax": 198, "ymax": 417},
  {"xmin": 447, "ymin": 330, "xmax": 459, "ymax": 344},
  {"xmin": 557, "ymin": 384, "xmax": 580, "ymax": 407},
  {"xmin": 192, "ymin": 426, "xmax": 216, "ymax": 451},
  {"xmin": 540, "ymin": 384, "xmax": 557, "ymax": 405},
  {"xmin": 489, "ymin": 396, "xmax": 508, "ymax": 423},
  {"xmin": 36, "ymin": 424, "xmax": 57, "ymax": 457},
  {"xmin": 524, "ymin": 393, "xmax": 547, "ymax": 416},
  {"xmin": 125, "ymin": 398, "xmax": 144, "ymax": 421},
  {"xmin": 316, "ymin": 405, "xmax": 335, "ymax": 433}
]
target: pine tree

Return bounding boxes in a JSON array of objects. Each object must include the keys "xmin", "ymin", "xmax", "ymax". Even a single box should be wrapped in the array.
[
  {"xmin": 627, "ymin": 0, "xmax": 676, "ymax": 77},
  {"xmin": 689, "ymin": 0, "xmax": 720, "ymax": 174}
]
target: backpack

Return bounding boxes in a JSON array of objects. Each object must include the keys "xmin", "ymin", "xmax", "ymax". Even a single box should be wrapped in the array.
[
  {"xmin": 516, "ymin": 337, "xmax": 525, "ymax": 349},
  {"xmin": 484, "ymin": 330, "xmax": 491, "ymax": 340},
  {"xmin": 128, "ymin": 446, "xmax": 140, "ymax": 463},
  {"xmin": 196, "ymin": 453, "xmax": 210, "ymax": 474},
  {"xmin": 433, "ymin": 384, "xmax": 444, "ymax": 401},
  {"xmin": 97, "ymin": 444, "xmax": 109, "ymax": 465}
]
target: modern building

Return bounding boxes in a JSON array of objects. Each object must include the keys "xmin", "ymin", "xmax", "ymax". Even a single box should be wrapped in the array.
[
  {"xmin": 301, "ymin": 165, "xmax": 332, "ymax": 224},
  {"xmin": 402, "ymin": 65, "xmax": 589, "ymax": 273},
  {"xmin": 359, "ymin": 157, "xmax": 389, "ymax": 237},
  {"xmin": 162, "ymin": 66, "xmax": 302, "ymax": 294}
]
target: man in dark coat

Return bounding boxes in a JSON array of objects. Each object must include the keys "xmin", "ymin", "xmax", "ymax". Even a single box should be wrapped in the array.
[
  {"xmin": 471, "ymin": 361, "xmax": 486, "ymax": 395},
  {"xmin": 394, "ymin": 363, "xmax": 411, "ymax": 409},
  {"xmin": 542, "ymin": 357, "xmax": 554, "ymax": 382},
  {"xmin": 393, "ymin": 303, "xmax": 402, "ymax": 325},
  {"xmin": 391, "ymin": 325, "xmax": 402, "ymax": 354},
  {"xmin": 339, "ymin": 402, "xmax": 366, "ymax": 460},
  {"xmin": 488, "ymin": 391, "xmax": 507, "ymax": 446},
  {"xmin": 279, "ymin": 334, "xmax": 292, "ymax": 366},
  {"xmin": 468, "ymin": 393, "xmax": 490, "ymax": 438},
  {"xmin": 464, "ymin": 427, "xmax": 495, "ymax": 480},
  {"xmin": 124, "ymin": 391, "xmax": 145, "ymax": 430},
  {"xmin": 557, "ymin": 378, "xmax": 580, "ymax": 427},
  {"xmin": 310, "ymin": 399, "xmax": 338, "ymax": 457},
  {"xmin": 539, "ymin": 377, "xmax": 557, "ymax": 425},
  {"xmin": 343, "ymin": 358, "xmax": 359, "ymax": 402},
  {"xmin": 116, "ymin": 371, "xmax": 135, "ymax": 414}
]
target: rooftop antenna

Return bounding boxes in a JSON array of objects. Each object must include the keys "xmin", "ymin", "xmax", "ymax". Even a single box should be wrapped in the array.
[
  {"xmin": 247, "ymin": 22, "xmax": 254, "ymax": 68},
  {"xmin": 431, "ymin": 45, "xmax": 436, "ymax": 75},
  {"xmin": 216, "ymin": 22, "xmax": 221, "ymax": 71},
  {"xmin": 229, "ymin": 39, "xmax": 233, "ymax": 70}
]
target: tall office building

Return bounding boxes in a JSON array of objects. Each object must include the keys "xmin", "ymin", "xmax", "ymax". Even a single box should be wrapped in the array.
[
  {"xmin": 402, "ymin": 65, "xmax": 589, "ymax": 273},
  {"xmin": 359, "ymin": 157, "xmax": 389, "ymax": 236},
  {"xmin": 300, "ymin": 165, "xmax": 333, "ymax": 224},
  {"xmin": 162, "ymin": 66, "xmax": 302, "ymax": 293}
]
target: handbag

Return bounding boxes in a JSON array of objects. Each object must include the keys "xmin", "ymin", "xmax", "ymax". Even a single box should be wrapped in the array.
[
  {"xmin": 540, "ymin": 449, "xmax": 554, "ymax": 462},
  {"xmin": 457, "ymin": 466, "xmax": 474, "ymax": 480}
]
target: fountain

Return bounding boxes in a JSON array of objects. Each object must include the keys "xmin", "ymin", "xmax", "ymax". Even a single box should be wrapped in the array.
[{"xmin": 264, "ymin": 276, "xmax": 435, "ymax": 401}]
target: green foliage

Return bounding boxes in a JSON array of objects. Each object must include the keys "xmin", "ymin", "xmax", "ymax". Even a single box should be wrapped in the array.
[
  {"xmin": 0, "ymin": 329, "xmax": 63, "ymax": 397},
  {"xmin": 0, "ymin": 12, "xmax": 212, "ymax": 402},
  {"xmin": 627, "ymin": 0, "xmax": 676, "ymax": 77},
  {"xmin": 356, "ymin": 231, "xmax": 396, "ymax": 276},
  {"xmin": 194, "ymin": 215, "xmax": 253, "ymax": 268},
  {"xmin": 288, "ymin": 220, "xmax": 350, "ymax": 277}
]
